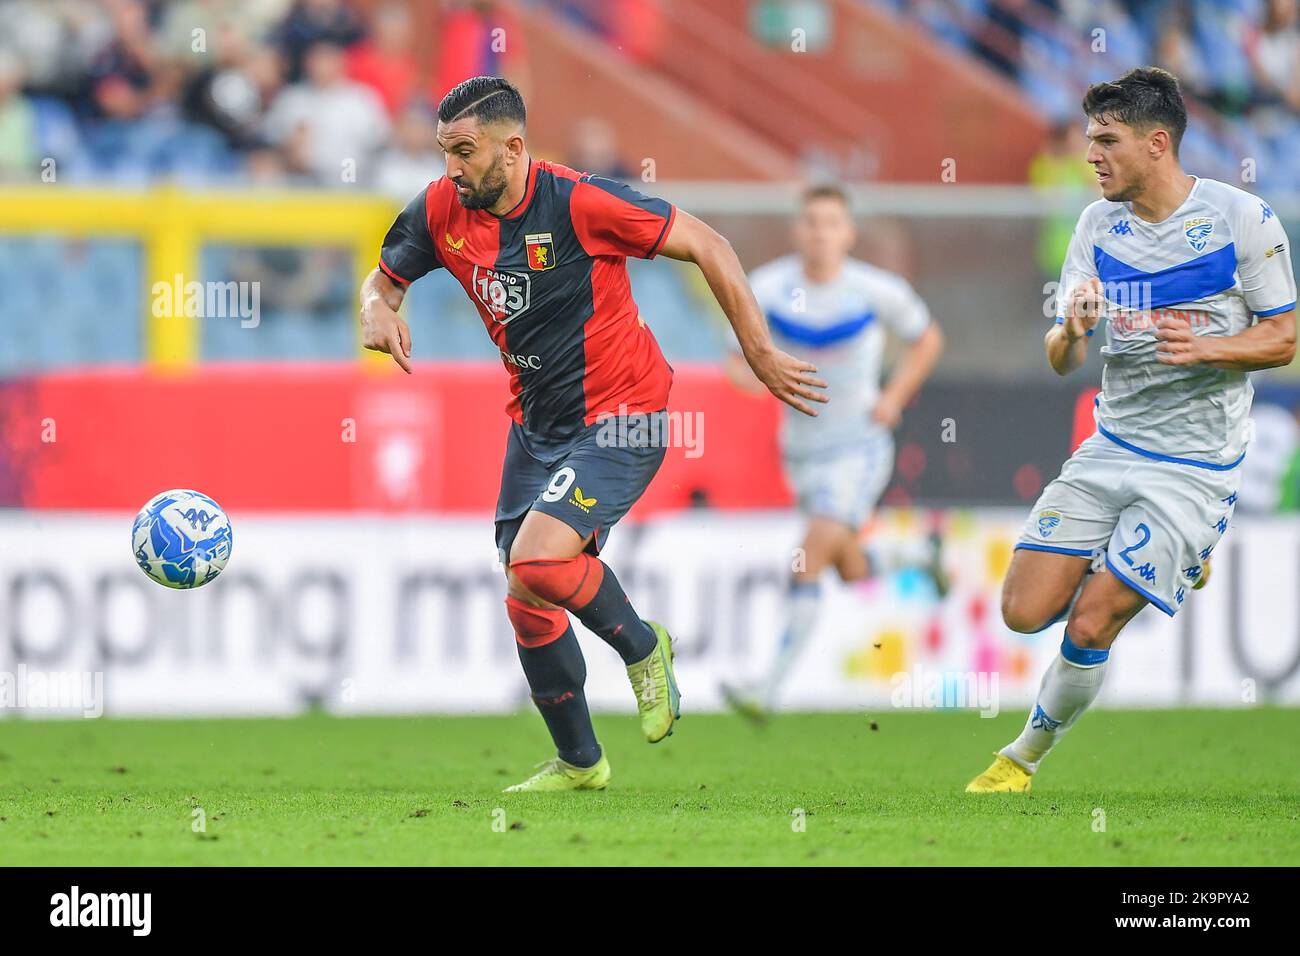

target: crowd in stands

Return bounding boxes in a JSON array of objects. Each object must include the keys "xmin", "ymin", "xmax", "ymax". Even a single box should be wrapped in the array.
[
  {"xmin": 3, "ymin": 0, "xmax": 1296, "ymax": 192},
  {"xmin": 896, "ymin": 0, "xmax": 1300, "ymax": 191},
  {"xmin": 0, "ymin": 0, "xmax": 538, "ymax": 194}
]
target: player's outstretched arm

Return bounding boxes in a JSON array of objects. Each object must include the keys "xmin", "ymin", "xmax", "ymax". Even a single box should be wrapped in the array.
[
  {"xmin": 359, "ymin": 267, "xmax": 413, "ymax": 374},
  {"xmin": 1046, "ymin": 277, "xmax": 1103, "ymax": 376},
  {"xmin": 1156, "ymin": 309, "xmax": 1296, "ymax": 371},
  {"xmin": 658, "ymin": 210, "xmax": 828, "ymax": 416}
]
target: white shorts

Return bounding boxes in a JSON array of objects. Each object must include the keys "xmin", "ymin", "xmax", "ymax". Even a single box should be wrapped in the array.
[
  {"xmin": 785, "ymin": 430, "xmax": 894, "ymax": 531},
  {"xmin": 1017, "ymin": 432, "xmax": 1240, "ymax": 616}
]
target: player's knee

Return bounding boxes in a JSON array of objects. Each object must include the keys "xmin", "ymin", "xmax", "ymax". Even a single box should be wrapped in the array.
[
  {"xmin": 1001, "ymin": 588, "xmax": 1053, "ymax": 634},
  {"xmin": 505, "ymin": 596, "xmax": 568, "ymax": 648},
  {"xmin": 505, "ymin": 566, "xmax": 542, "ymax": 604},
  {"xmin": 508, "ymin": 555, "xmax": 602, "ymax": 610},
  {"xmin": 1063, "ymin": 605, "xmax": 1119, "ymax": 650}
]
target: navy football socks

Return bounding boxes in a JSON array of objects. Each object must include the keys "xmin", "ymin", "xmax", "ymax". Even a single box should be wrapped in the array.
[{"xmin": 515, "ymin": 625, "xmax": 602, "ymax": 768}]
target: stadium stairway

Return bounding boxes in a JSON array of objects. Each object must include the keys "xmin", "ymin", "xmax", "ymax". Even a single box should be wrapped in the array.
[
  {"xmin": 509, "ymin": 2, "xmax": 796, "ymax": 180},
  {"xmin": 538, "ymin": 0, "xmax": 1049, "ymax": 183}
]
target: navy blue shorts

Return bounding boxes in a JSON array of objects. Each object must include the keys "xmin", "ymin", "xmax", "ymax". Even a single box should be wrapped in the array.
[{"xmin": 494, "ymin": 412, "xmax": 668, "ymax": 563}]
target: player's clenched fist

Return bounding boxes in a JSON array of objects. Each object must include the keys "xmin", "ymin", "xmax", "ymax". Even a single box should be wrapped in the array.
[
  {"xmin": 747, "ymin": 345, "xmax": 829, "ymax": 417},
  {"xmin": 1063, "ymin": 277, "xmax": 1105, "ymax": 340},
  {"xmin": 1154, "ymin": 313, "xmax": 1205, "ymax": 366},
  {"xmin": 361, "ymin": 298, "xmax": 413, "ymax": 373}
]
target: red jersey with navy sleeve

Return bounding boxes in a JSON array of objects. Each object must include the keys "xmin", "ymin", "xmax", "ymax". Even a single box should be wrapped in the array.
[{"xmin": 379, "ymin": 160, "xmax": 676, "ymax": 440}]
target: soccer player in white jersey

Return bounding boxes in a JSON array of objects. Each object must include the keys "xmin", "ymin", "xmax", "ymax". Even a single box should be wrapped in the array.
[
  {"xmin": 722, "ymin": 185, "xmax": 945, "ymax": 717},
  {"xmin": 968, "ymin": 68, "xmax": 1296, "ymax": 792}
]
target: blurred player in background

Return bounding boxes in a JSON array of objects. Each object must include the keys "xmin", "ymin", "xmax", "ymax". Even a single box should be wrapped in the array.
[
  {"xmin": 969, "ymin": 68, "xmax": 1297, "ymax": 793},
  {"xmin": 721, "ymin": 185, "xmax": 945, "ymax": 719},
  {"xmin": 359, "ymin": 77, "xmax": 827, "ymax": 791}
]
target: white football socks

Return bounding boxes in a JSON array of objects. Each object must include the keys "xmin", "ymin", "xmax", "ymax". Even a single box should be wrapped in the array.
[
  {"xmin": 759, "ymin": 578, "xmax": 823, "ymax": 707},
  {"xmin": 1001, "ymin": 632, "xmax": 1110, "ymax": 774}
]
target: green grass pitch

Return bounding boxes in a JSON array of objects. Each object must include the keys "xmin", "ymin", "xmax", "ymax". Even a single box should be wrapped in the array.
[{"xmin": 1, "ymin": 709, "xmax": 1296, "ymax": 866}]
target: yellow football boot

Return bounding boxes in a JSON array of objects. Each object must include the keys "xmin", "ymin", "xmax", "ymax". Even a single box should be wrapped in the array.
[
  {"xmin": 626, "ymin": 621, "xmax": 681, "ymax": 742},
  {"xmin": 503, "ymin": 754, "xmax": 611, "ymax": 793},
  {"xmin": 965, "ymin": 753, "xmax": 1033, "ymax": 793},
  {"xmin": 1193, "ymin": 557, "xmax": 1211, "ymax": 590}
]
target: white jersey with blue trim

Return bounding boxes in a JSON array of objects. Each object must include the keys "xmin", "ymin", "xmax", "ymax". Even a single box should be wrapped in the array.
[
  {"xmin": 748, "ymin": 254, "xmax": 932, "ymax": 456},
  {"xmin": 1057, "ymin": 177, "xmax": 1296, "ymax": 468}
]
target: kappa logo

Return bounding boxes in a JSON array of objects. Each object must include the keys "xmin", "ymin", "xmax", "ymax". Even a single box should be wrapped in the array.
[
  {"xmin": 1183, "ymin": 217, "xmax": 1214, "ymax": 253},
  {"xmin": 1132, "ymin": 561, "xmax": 1157, "ymax": 584},
  {"xmin": 1109, "ymin": 219, "xmax": 1133, "ymax": 236},
  {"xmin": 1030, "ymin": 704, "xmax": 1061, "ymax": 732},
  {"xmin": 568, "ymin": 486, "xmax": 598, "ymax": 512},
  {"xmin": 179, "ymin": 508, "xmax": 218, "ymax": 532},
  {"xmin": 525, "ymin": 232, "xmax": 555, "ymax": 271},
  {"xmin": 1037, "ymin": 510, "xmax": 1062, "ymax": 538}
]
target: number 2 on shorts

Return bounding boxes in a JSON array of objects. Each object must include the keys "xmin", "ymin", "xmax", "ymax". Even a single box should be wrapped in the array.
[{"xmin": 1118, "ymin": 522, "xmax": 1151, "ymax": 567}]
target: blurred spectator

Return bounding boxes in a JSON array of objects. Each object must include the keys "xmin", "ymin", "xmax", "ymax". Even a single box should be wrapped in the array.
[
  {"xmin": 554, "ymin": 0, "xmax": 667, "ymax": 63},
  {"xmin": 159, "ymin": 1, "xmax": 292, "ymax": 61},
  {"xmin": 606, "ymin": 0, "xmax": 667, "ymax": 64},
  {"xmin": 978, "ymin": 0, "xmax": 1030, "ymax": 79},
  {"xmin": 0, "ymin": 51, "xmax": 39, "ymax": 180},
  {"xmin": 373, "ymin": 103, "xmax": 445, "ymax": 199},
  {"xmin": 346, "ymin": 1, "xmax": 420, "ymax": 117},
  {"xmin": 181, "ymin": 27, "xmax": 284, "ymax": 151},
  {"xmin": 83, "ymin": 0, "xmax": 159, "ymax": 121},
  {"xmin": 273, "ymin": 0, "xmax": 365, "ymax": 82},
  {"xmin": 895, "ymin": 0, "xmax": 1300, "ymax": 193},
  {"xmin": 1249, "ymin": 0, "xmax": 1300, "ymax": 112},
  {"xmin": 0, "ymin": 0, "xmax": 89, "ymax": 95},
  {"xmin": 567, "ymin": 116, "xmax": 632, "ymax": 179},
  {"xmin": 435, "ymin": 1, "xmax": 530, "ymax": 102},
  {"xmin": 1028, "ymin": 121, "xmax": 1094, "ymax": 280},
  {"xmin": 1154, "ymin": 2, "xmax": 1201, "ymax": 97},
  {"xmin": 262, "ymin": 40, "xmax": 388, "ymax": 185}
]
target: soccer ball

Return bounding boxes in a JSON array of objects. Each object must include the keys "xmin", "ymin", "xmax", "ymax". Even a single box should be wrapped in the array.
[{"xmin": 131, "ymin": 489, "xmax": 233, "ymax": 589}]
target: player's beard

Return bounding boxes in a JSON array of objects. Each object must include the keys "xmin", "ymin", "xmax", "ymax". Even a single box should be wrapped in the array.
[
  {"xmin": 454, "ymin": 152, "xmax": 510, "ymax": 210},
  {"xmin": 1103, "ymin": 168, "xmax": 1144, "ymax": 204}
]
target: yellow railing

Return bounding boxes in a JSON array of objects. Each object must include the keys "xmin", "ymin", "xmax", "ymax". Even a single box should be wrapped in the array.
[{"xmin": 0, "ymin": 185, "xmax": 398, "ymax": 371}]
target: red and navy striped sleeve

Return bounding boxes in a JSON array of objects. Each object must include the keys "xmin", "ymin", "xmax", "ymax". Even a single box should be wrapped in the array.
[
  {"xmin": 379, "ymin": 186, "xmax": 442, "ymax": 285},
  {"xmin": 568, "ymin": 176, "xmax": 676, "ymax": 260}
]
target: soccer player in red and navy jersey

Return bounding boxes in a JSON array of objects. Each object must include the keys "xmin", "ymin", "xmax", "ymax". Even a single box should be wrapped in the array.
[{"xmin": 360, "ymin": 76, "xmax": 826, "ymax": 792}]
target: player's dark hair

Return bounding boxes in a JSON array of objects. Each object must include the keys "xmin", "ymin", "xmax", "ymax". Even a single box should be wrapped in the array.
[
  {"xmin": 1082, "ymin": 67, "xmax": 1187, "ymax": 155},
  {"xmin": 437, "ymin": 75, "xmax": 526, "ymax": 129},
  {"xmin": 802, "ymin": 183, "xmax": 851, "ymax": 210}
]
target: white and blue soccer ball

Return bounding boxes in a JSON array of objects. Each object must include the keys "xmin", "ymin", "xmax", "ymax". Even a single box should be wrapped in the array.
[{"xmin": 131, "ymin": 489, "xmax": 233, "ymax": 589}]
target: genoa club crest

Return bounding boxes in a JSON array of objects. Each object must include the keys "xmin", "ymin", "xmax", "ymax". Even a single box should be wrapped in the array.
[{"xmin": 525, "ymin": 232, "xmax": 555, "ymax": 271}]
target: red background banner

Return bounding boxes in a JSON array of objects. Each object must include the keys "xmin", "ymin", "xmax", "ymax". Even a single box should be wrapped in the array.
[{"xmin": 0, "ymin": 363, "xmax": 791, "ymax": 514}]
